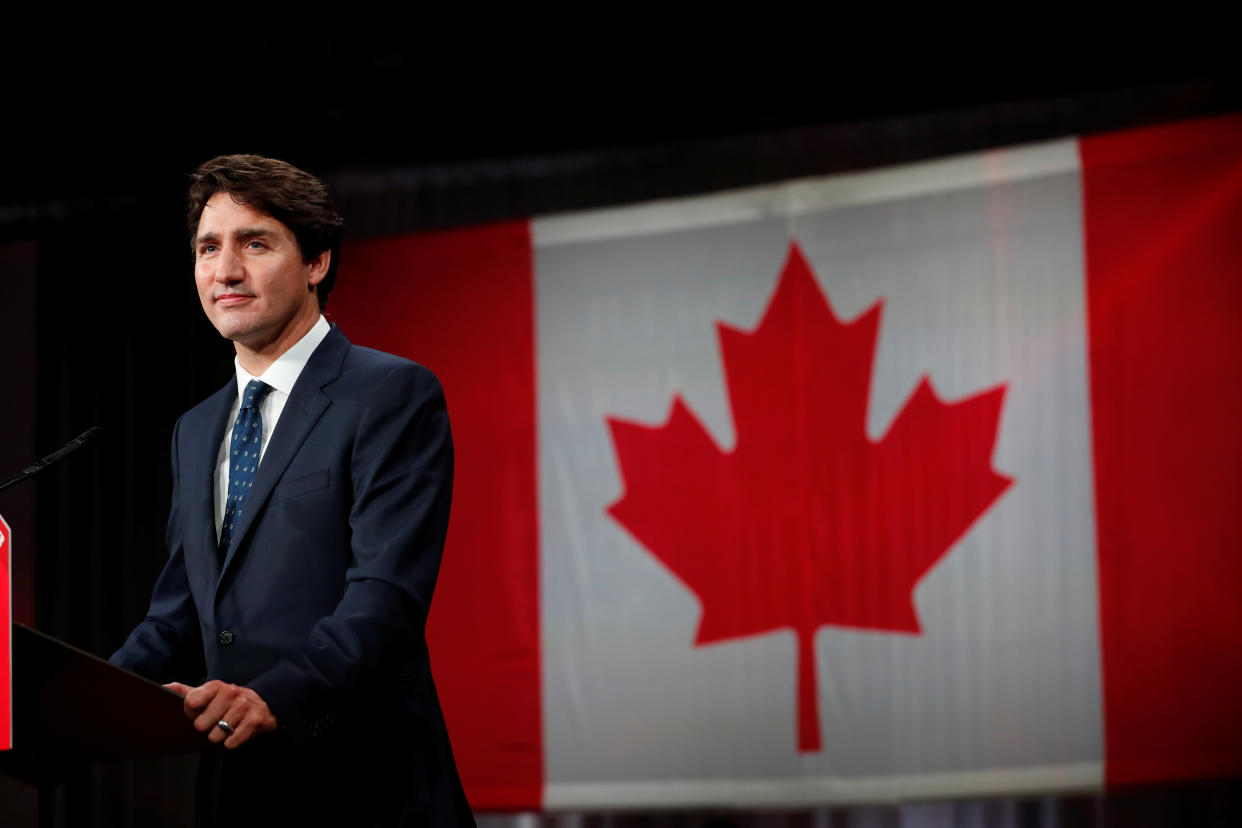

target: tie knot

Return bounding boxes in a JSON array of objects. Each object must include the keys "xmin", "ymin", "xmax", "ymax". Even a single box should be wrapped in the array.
[{"xmin": 241, "ymin": 380, "xmax": 272, "ymax": 410}]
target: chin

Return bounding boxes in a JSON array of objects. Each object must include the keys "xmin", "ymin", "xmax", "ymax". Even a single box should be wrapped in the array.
[
  {"xmin": 208, "ymin": 311, "xmax": 253, "ymax": 340},
  {"xmin": 210, "ymin": 322, "xmax": 250, "ymax": 344}
]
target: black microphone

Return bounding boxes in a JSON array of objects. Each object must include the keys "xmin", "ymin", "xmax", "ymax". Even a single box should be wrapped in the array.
[{"xmin": 0, "ymin": 427, "xmax": 103, "ymax": 494}]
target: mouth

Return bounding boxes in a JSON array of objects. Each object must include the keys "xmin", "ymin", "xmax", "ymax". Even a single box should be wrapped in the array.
[{"xmin": 215, "ymin": 293, "xmax": 255, "ymax": 307}]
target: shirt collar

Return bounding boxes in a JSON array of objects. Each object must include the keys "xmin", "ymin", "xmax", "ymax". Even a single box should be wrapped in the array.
[{"xmin": 234, "ymin": 315, "xmax": 331, "ymax": 399}]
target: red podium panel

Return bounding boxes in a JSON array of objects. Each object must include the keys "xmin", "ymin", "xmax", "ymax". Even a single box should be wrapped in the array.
[{"xmin": 1, "ymin": 514, "xmax": 10, "ymax": 751}]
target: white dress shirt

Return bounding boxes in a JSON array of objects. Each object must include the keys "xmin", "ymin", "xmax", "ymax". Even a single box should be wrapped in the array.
[{"xmin": 213, "ymin": 315, "xmax": 331, "ymax": 538}]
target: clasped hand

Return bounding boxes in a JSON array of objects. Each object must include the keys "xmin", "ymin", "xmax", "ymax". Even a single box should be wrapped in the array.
[{"xmin": 165, "ymin": 680, "xmax": 278, "ymax": 749}]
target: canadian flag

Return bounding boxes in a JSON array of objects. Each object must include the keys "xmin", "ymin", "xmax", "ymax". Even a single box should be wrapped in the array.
[{"xmin": 329, "ymin": 115, "xmax": 1242, "ymax": 810}]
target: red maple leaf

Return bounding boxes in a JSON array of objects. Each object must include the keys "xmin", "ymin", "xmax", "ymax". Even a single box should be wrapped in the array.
[{"xmin": 606, "ymin": 242, "xmax": 1013, "ymax": 752}]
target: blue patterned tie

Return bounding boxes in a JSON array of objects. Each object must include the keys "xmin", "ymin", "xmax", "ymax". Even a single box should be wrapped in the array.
[{"xmin": 219, "ymin": 380, "xmax": 272, "ymax": 559}]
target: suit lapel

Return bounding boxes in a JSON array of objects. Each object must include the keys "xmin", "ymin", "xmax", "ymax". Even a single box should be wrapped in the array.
[
  {"xmin": 218, "ymin": 327, "xmax": 349, "ymax": 584},
  {"xmin": 183, "ymin": 380, "xmax": 235, "ymax": 595}
]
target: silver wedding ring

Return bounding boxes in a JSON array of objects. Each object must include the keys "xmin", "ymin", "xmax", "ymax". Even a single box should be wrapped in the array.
[{"xmin": 216, "ymin": 720, "xmax": 235, "ymax": 736}]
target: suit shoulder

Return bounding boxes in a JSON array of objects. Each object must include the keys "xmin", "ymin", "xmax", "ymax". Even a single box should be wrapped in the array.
[{"xmin": 340, "ymin": 344, "xmax": 445, "ymax": 397}]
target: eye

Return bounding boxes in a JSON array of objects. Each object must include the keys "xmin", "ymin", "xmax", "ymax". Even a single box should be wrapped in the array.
[
  {"xmin": 247, "ymin": 240, "xmax": 267, "ymax": 250},
  {"xmin": 198, "ymin": 243, "xmax": 218, "ymax": 256}
]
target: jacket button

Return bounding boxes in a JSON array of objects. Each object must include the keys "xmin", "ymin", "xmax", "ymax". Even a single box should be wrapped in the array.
[{"xmin": 218, "ymin": 630, "xmax": 236, "ymax": 646}]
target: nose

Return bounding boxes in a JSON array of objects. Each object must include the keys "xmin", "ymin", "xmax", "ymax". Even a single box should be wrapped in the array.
[{"xmin": 215, "ymin": 243, "xmax": 244, "ymax": 283}]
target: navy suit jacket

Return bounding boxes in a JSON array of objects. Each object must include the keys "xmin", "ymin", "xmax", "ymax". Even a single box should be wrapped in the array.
[{"xmin": 112, "ymin": 326, "xmax": 473, "ymax": 826}]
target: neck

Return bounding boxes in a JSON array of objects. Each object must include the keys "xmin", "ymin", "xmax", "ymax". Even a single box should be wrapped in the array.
[{"xmin": 234, "ymin": 308, "xmax": 320, "ymax": 376}]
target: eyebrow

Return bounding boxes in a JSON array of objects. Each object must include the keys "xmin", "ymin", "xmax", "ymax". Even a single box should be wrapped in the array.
[{"xmin": 195, "ymin": 227, "xmax": 276, "ymax": 247}]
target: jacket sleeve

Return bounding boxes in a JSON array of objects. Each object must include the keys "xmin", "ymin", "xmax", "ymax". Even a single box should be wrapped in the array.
[
  {"xmin": 247, "ymin": 362, "xmax": 454, "ymax": 738},
  {"xmin": 110, "ymin": 416, "xmax": 206, "ymax": 684}
]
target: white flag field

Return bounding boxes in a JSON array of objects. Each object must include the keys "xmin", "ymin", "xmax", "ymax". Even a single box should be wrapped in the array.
[{"xmin": 329, "ymin": 114, "xmax": 1242, "ymax": 810}]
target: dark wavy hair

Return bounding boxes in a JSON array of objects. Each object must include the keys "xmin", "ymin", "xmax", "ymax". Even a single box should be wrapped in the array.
[{"xmin": 188, "ymin": 154, "xmax": 344, "ymax": 311}]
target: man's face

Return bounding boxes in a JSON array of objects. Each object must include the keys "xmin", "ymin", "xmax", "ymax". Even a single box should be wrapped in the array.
[{"xmin": 194, "ymin": 192, "xmax": 327, "ymax": 354}]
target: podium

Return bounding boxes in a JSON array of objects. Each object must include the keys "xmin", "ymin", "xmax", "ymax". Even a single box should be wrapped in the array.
[
  {"xmin": 0, "ymin": 623, "xmax": 207, "ymax": 783},
  {"xmin": 1, "ymin": 457, "xmax": 207, "ymax": 824},
  {"xmin": 0, "ymin": 623, "xmax": 208, "ymax": 825}
]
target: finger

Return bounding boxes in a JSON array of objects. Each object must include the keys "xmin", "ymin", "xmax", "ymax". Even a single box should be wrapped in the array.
[
  {"xmin": 221, "ymin": 719, "xmax": 247, "ymax": 748},
  {"xmin": 221, "ymin": 698, "xmax": 261, "ymax": 749},
  {"xmin": 206, "ymin": 714, "xmax": 233, "ymax": 743},
  {"xmin": 196, "ymin": 685, "xmax": 240, "ymax": 737},
  {"xmin": 203, "ymin": 705, "xmax": 239, "ymax": 742},
  {"xmin": 183, "ymin": 680, "xmax": 223, "ymax": 713},
  {"xmin": 163, "ymin": 682, "xmax": 192, "ymax": 697},
  {"xmin": 216, "ymin": 698, "xmax": 246, "ymax": 748},
  {"xmin": 223, "ymin": 718, "xmax": 251, "ymax": 749},
  {"xmin": 180, "ymin": 681, "xmax": 216, "ymax": 720},
  {"xmin": 222, "ymin": 690, "xmax": 279, "ymax": 749}
]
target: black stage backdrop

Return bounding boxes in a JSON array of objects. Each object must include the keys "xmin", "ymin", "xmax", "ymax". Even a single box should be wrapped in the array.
[{"xmin": 1, "ymin": 79, "xmax": 1241, "ymax": 826}]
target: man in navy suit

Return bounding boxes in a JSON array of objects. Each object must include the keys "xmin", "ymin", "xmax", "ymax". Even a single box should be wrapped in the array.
[{"xmin": 111, "ymin": 155, "xmax": 473, "ymax": 826}]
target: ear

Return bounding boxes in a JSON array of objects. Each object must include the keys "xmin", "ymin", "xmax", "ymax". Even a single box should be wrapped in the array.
[{"xmin": 307, "ymin": 250, "xmax": 330, "ymax": 288}]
